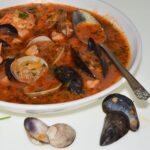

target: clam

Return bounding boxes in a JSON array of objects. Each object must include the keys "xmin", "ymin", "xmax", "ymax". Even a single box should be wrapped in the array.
[
  {"xmin": 24, "ymin": 117, "xmax": 49, "ymax": 144},
  {"xmin": 24, "ymin": 117, "xmax": 76, "ymax": 148},
  {"xmin": 25, "ymin": 36, "xmax": 52, "ymax": 56},
  {"xmin": 47, "ymin": 123, "xmax": 76, "ymax": 148},
  {"xmin": 0, "ymin": 24, "xmax": 18, "ymax": 36},
  {"xmin": 71, "ymin": 48, "xmax": 96, "ymax": 79},
  {"xmin": 100, "ymin": 93, "xmax": 139, "ymax": 146},
  {"xmin": 46, "ymin": 9, "xmax": 65, "ymax": 29},
  {"xmin": 27, "ymin": 36, "xmax": 52, "ymax": 47},
  {"xmin": 54, "ymin": 65, "xmax": 83, "ymax": 94},
  {"xmin": 25, "ymin": 83, "xmax": 62, "ymax": 97},
  {"xmin": 10, "ymin": 56, "xmax": 48, "ymax": 83}
]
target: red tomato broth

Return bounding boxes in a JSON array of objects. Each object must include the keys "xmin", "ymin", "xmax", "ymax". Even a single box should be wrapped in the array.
[{"xmin": 0, "ymin": 3, "xmax": 130, "ymax": 104}]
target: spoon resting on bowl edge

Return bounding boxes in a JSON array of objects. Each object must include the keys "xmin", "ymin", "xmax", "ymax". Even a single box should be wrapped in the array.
[{"xmin": 72, "ymin": 10, "xmax": 150, "ymax": 100}]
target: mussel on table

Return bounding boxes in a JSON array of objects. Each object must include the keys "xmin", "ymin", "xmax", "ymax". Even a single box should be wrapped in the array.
[
  {"xmin": 100, "ymin": 93, "xmax": 139, "ymax": 146},
  {"xmin": 54, "ymin": 65, "xmax": 83, "ymax": 94},
  {"xmin": 0, "ymin": 24, "xmax": 18, "ymax": 36},
  {"xmin": 71, "ymin": 48, "xmax": 96, "ymax": 79},
  {"xmin": 24, "ymin": 117, "xmax": 76, "ymax": 148}
]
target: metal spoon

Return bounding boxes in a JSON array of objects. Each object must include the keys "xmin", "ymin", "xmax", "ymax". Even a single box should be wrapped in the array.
[{"xmin": 72, "ymin": 10, "xmax": 150, "ymax": 100}]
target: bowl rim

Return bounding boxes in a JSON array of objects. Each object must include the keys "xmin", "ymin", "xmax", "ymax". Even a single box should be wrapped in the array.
[{"xmin": 0, "ymin": 0, "xmax": 142, "ymax": 113}]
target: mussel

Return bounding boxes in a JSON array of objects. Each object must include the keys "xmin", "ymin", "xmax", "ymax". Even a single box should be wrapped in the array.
[
  {"xmin": 0, "ymin": 24, "xmax": 18, "ymax": 36},
  {"xmin": 100, "ymin": 93, "xmax": 139, "ymax": 146},
  {"xmin": 71, "ymin": 48, "xmax": 96, "ymax": 79},
  {"xmin": 72, "ymin": 10, "xmax": 109, "ymax": 77},
  {"xmin": 24, "ymin": 117, "xmax": 76, "ymax": 148},
  {"xmin": 10, "ymin": 56, "xmax": 48, "ymax": 83},
  {"xmin": 88, "ymin": 38, "xmax": 109, "ymax": 78},
  {"xmin": 0, "ymin": 39, "xmax": 10, "ymax": 47},
  {"xmin": 4, "ymin": 57, "xmax": 16, "ymax": 80},
  {"xmin": 54, "ymin": 65, "xmax": 83, "ymax": 94}
]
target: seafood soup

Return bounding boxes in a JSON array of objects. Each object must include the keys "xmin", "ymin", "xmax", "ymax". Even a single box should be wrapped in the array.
[{"xmin": 0, "ymin": 3, "xmax": 130, "ymax": 104}]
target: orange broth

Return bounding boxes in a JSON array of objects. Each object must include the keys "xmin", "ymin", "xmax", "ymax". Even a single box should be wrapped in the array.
[{"xmin": 0, "ymin": 3, "xmax": 130, "ymax": 104}]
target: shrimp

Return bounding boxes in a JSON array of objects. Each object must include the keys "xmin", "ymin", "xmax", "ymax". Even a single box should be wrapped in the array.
[
  {"xmin": 25, "ymin": 45, "xmax": 39, "ymax": 56},
  {"xmin": 0, "ymin": 10, "xmax": 35, "ymax": 38},
  {"xmin": 86, "ymin": 79, "xmax": 100, "ymax": 89},
  {"xmin": 51, "ymin": 31, "xmax": 65, "ymax": 42}
]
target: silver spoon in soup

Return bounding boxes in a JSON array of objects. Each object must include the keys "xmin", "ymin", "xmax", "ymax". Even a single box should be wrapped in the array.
[{"xmin": 72, "ymin": 10, "xmax": 150, "ymax": 100}]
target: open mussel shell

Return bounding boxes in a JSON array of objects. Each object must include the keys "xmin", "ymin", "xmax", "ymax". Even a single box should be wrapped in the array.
[
  {"xmin": 24, "ymin": 117, "xmax": 49, "ymax": 144},
  {"xmin": 88, "ymin": 38, "xmax": 109, "ymax": 78},
  {"xmin": 100, "ymin": 93, "xmax": 140, "ymax": 146},
  {"xmin": 100, "ymin": 113, "xmax": 129, "ymax": 146},
  {"xmin": 102, "ymin": 93, "xmax": 139, "ymax": 131},
  {"xmin": 10, "ymin": 56, "xmax": 48, "ymax": 83},
  {"xmin": 71, "ymin": 48, "xmax": 96, "ymax": 79},
  {"xmin": 27, "ymin": 36, "xmax": 52, "ymax": 47},
  {"xmin": 47, "ymin": 123, "xmax": 76, "ymax": 148},
  {"xmin": 0, "ymin": 24, "xmax": 18, "ymax": 36}
]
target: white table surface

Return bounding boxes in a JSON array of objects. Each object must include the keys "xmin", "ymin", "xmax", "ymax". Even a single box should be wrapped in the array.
[{"xmin": 0, "ymin": 0, "xmax": 150, "ymax": 150}]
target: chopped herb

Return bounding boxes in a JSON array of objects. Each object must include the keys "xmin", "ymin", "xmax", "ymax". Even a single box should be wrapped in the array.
[
  {"xmin": 19, "ymin": 12, "xmax": 29, "ymax": 19},
  {"xmin": 0, "ymin": 13, "xmax": 4, "ymax": 18},
  {"xmin": 16, "ymin": 10, "xmax": 29, "ymax": 19},
  {"xmin": 27, "ymin": 7, "xmax": 37, "ymax": 13},
  {"xmin": 0, "ymin": 116, "xmax": 11, "ymax": 120}
]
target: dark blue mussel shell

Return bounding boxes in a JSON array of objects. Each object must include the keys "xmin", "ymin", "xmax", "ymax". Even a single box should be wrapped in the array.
[
  {"xmin": 54, "ymin": 65, "xmax": 83, "ymax": 94},
  {"xmin": 100, "ymin": 93, "xmax": 139, "ymax": 146}
]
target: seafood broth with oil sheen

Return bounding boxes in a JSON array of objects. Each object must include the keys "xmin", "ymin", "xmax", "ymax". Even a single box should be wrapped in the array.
[{"xmin": 0, "ymin": 3, "xmax": 130, "ymax": 104}]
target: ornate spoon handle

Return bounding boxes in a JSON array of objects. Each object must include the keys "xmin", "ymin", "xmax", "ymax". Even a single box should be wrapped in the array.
[{"xmin": 100, "ymin": 44, "xmax": 150, "ymax": 100}]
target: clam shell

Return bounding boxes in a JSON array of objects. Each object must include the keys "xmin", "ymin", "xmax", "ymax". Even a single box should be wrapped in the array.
[
  {"xmin": 47, "ymin": 123, "xmax": 76, "ymax": 148},
  {"xmin": 27, "ymin": 36, "xmax": 51, "ymax": 47},
  {"xmin": 24, "ymin": 117, "xmax": 49, "ymax": 144},
  {"xmin": 10, "ymin": 56, "xmax": 48, "ymax": 83}
]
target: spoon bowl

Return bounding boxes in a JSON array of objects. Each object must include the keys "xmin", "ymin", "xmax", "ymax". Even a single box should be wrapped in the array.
[{"xmin": 72, "ymin": 10, "xmax": 106, "ymax": 44}]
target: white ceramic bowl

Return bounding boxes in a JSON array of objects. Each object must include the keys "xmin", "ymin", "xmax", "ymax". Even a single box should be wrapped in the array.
[{"xmin": 0, "ymin": 0, "xmax": 142, "ymax": 114}]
